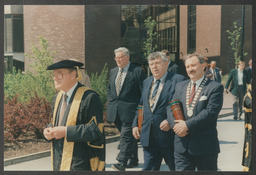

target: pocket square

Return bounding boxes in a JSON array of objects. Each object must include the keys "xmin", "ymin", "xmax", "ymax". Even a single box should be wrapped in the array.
[{"xmin": 199, "ymin": 95, "xmax": 208, "ymax": 101}]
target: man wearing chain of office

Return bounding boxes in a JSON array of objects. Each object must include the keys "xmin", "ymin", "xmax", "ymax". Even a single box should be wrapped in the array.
[{"xmin": 167, "ymin": 53, "xmax": 224, "ymax": 171}]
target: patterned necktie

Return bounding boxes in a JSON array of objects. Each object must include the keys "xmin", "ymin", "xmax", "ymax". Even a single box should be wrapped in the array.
[
  {"xmin": 189, "ymin": 83, "xmax": 196, "ymax": 105},
  {"xmin": 58, "ymin": 94, "xmax": 68, "ymax": 126},
  {"xmin": 152, "ymin": 79, "xmax": 161, "ymax": 99},
  {"xmin": 116, "ymin": 68, "xmax": 124, "ymax": 96}
]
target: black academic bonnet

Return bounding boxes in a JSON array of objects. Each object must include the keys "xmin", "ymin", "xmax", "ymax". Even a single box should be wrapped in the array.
[{"xmin": 46, "ymin": 60, "xmax": 84, "ymax": 70}]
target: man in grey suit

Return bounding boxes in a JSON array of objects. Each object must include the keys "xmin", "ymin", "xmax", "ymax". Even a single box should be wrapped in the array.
[
  {"xmin": 167, "ymin": 53, "xmax": 224, "ymax": 171},
  {"xmin": 225, "ymin": 61, "xmax": 250, "ymax": 120},
  {"xmin": 107, "ymin": 47, "xmax": 146, "ymax": 171}
]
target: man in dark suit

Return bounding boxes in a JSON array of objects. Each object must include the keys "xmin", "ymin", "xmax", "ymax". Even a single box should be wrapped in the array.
[
  {"xmin": 245, "ymin": 59, "xmax": 252, "ymax": 83},
  {"xmin": 166, "ymin": 53, "xmax": 224, "ymax": 171},
  {"xmin": 43, "ymin": 60, "xmax": 105, "ymax": 171},
  {"xmin": 225, "ymin": 61, "xmax": 250, "ymax": 120},
  {"xmin": 207, "ymin": 61, "xmax": 222, "ymax": 83},
  {"xmin": 107, "ymin": 47, "xmax": 146, "ymax": 171},
  {"xmin": 132, "ymin": 52, "xmax": 186, "ymax": 171}
]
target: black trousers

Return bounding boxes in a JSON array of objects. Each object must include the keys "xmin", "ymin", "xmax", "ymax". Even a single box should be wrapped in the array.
[
  {"xmin": 114, "ymin": 116, "xmax": 138, "ymax": 164},
  {"xmin": 232, "ymin": 85, "xmax": 245, "ymax": 119},
  {"xmin": 174, "ymin": 150, "xmax": 218, "ymax": 171}
]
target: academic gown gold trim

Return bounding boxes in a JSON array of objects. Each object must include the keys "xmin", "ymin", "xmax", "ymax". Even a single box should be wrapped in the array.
[{"xmin": 51, "ymin": 86, "xmax": 90, "ymax": 171}]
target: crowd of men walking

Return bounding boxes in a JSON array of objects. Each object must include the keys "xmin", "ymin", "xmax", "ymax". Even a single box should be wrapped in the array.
[{"xmin": 43, "ymin": 47, "xmax": 252, "ymax": 171}]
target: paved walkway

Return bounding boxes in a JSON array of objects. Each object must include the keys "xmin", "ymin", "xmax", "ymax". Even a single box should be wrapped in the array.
[{"xmin": 4, "ymin": 92, "xmax": 246, "ymax": 171}]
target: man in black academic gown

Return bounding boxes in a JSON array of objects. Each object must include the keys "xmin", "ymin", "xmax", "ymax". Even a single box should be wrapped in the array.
[{"xmin": 43, "ymin": 60, "xmax": 105, "ymax": 171}]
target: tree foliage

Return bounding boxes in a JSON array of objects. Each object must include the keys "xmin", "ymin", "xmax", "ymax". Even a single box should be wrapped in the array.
[
  {"xmin": 4, "ymin": 36, "xmax": 56, "ymax": 103},
  {"xmin": 143, "ymin": 16, "xmax": 158, "ymax": 59},
  {"xmin": 25, "ymin": 36, "xmax": 56, "ymax": 101},
  {"xmin": 226, "ymin": 22, "xmax": 248, "ymax": 66}
]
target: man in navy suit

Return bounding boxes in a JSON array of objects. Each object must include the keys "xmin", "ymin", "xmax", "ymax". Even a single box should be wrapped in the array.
[
  {"xmin": 167, "ymin": 53, "xmax": 224, "ymax": 171},
  {"xmin": 132, "ymin": 52, "xmax": 186, "ymax": 171},
  {"xmin": 225, "ymin": 61, "xmax": 250, "ymax": 120},
  {"xmin": 107, "ymin": 47, "xmax": 146, "ymax": 171},
  {"xmin": 207, "ymin": 61, "xmax": 222, "ymax": 83}
]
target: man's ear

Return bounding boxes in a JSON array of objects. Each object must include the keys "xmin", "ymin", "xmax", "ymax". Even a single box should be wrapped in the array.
[{"xmin": 71, "ymin": 70, "xmax": 77, "ymax": 80}]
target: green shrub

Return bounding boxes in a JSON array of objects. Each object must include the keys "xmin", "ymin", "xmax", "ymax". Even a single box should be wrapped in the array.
[
  {"xmin": 90, "ymin": 63, "xmax": 108, "ymax": 107},
  {"xmin": 4, "ymin": 68, "xmax": 56, "ymax": 103},
  {"xmin": 4, "ymin": 36, "xmax": 56, "ymax": 103}
]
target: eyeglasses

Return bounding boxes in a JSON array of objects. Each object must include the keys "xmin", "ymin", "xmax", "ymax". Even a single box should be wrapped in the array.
[
  {"xmin": 114, "ymin": 55, "xmax": 127, "ymax": 60},
  {"xmin": 51, "ymin": 71, "xmax": 72, "ymax": 79}
]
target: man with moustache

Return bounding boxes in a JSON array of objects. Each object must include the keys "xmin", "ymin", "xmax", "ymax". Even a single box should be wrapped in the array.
[
  {"xmin": 107, "ymin": 47, "xmax": 146, "ymax": 171},
  {"xmin": 167, "ymin": 53, "xmax": 224, "ymax": 171},
  {"xmin": 132, "ymin": 52, "xmax": 186, "ymax": 171},
  {"xmin": 43, "ymin": 60, "xmax": 105, "ymax": 171}
]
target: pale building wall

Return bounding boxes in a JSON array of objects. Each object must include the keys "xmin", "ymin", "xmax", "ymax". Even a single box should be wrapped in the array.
[
  {"xmin": 196, "ymin": 5, "xmax": 221, "ymax": 57},
  {"xmin": 179, "ymin": 5, "xmax": 221, "ymax": 58}
]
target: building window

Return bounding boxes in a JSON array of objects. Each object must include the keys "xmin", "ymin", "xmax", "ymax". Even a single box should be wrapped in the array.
[
  {"xmin": 121, "ymin": 5, "xmax": 150, "ymax": 65},
  {"xmin": 188, "ymin": 5, "xmax": 196, "ymax": 53},
  {"xmin": 156, "ymin": 5, "xmax": 177, "ymax": 56},
  {"xmin": 4, "ymin": 14, "xmax": 24, "ymax": 53},
  {"xmin": 121, "ymin": 5, "xmax": 178, "ymax": 65}
]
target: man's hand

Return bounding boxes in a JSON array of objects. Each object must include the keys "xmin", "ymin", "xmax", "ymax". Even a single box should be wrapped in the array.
[
  {"xmin": 160, "ymin": 120, "xmax": 171, "ymax": 131},
  {"xmin": 224, "ymin": 89, "xmax": 229, "ymax": 94},
  {"xmin": 173, "ymin": 120, "xmax": 188, "ymax": 137},
  {"xmin": 51, "ymin": 126, "xmax": 67, "ymax": 139},
  {"xmin": 132, "ymin": 127, "xmax": 140, "ymax": 140},
  {"xmin": 43, "ymin": 127, "xmax": 54, "ymax": 140}
]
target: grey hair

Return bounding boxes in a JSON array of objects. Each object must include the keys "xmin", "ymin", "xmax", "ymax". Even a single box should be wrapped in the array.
[
  {"xmin": 147, "ymin": 52, "xmax": 168, "ymax": 62},
  {"xmin": 183, "ymin": 53, "xmax": 206, "ymax": 64},
  {"xmin": 210, "ymin": 61, "xmax": 216, "ymax": 64},
  {"xmin": 114, "ymin": 47, "xmax": 130, "ymax": 57}
]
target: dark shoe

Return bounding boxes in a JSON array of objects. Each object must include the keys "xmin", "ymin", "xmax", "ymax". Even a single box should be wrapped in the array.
[
  {"xmin": 233, "ymin": 117, "xmax": 237, "ymax": 120},
  {"xmin": 111, "ymin": 163, "xmax": 126, "ymax": 171},
  {"xmin": 126, "ymin": 159, "xmax": 138, "ymax": 168}
]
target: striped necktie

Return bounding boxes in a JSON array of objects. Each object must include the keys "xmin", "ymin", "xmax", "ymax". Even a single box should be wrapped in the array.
[
  {"xmin": 58, "ymin": 94, "xmax": 68, "ymax": 126},
  {"xmin": 152, "ymin": 79, "xmax": 161, "ymax": 99},
  {"xmin": 116, "ymin": 68, "xmax": 124, "ymax": 96}
]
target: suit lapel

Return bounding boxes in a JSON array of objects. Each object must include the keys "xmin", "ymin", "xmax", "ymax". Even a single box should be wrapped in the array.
[
  {"xmin": 193, "ymin": 78, "xmax": 210, "ymax": 111},
  {"xmin": 120, "ymin": 64, "xmax": 133, "ymax": 94},
  {"xmin": 145, "ymin": 76, "xmax": 154, "ymax": 113},
  {"xmin": 235, "ymin": 69, "xmax": 238, "ymax": 83},
  {"xmin": 111, "ymin": 67, "xmax": 119, "ymax": 96},
  {"xmin": 154, "ymin": 72, "xmax": 173, "ymax": 109},
  {"xmin": 183, "ymin": 81, "xmax": 190, "ymax": 118}
]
